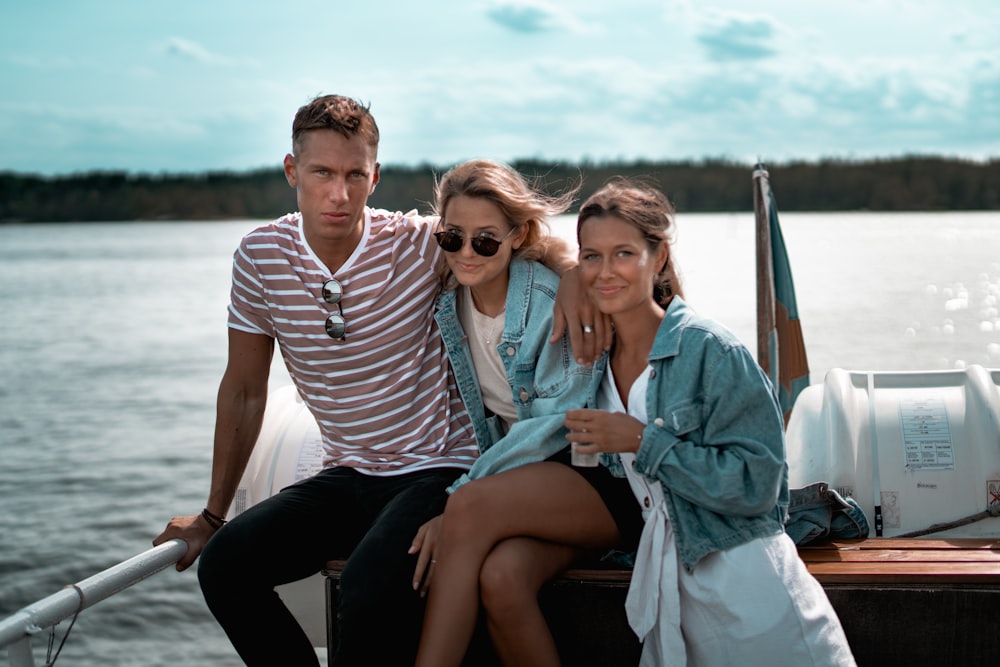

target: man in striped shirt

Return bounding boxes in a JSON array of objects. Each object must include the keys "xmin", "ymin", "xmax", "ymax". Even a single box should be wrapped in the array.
[{"xmin": 155, "ymin": 95, "xmax": 482, "ymax": 666}]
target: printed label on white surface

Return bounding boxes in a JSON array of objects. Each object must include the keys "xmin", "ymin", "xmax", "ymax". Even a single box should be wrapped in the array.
[
  {"xmin": 899, "ymin": 397, "xmax": 954, "ymax": 470},
  {"xmin": 232, "ymin": 487, "xmax": 248, "ymax": 517},
  {"xmin": 880, "ymin": 491, "xmax": 900, "ymax": 529},
  {"xmin": 295, "ymin": 431, "xmax": 325, "ymax": 481},
  {"xmin": 989, "ymin": 480, "xmax": 1000, "ymax": 508}
]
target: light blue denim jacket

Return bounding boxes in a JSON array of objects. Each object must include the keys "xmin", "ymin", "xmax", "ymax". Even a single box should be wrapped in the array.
[
  {"xmin": 591, "ymin": 297, "xmax": 789, "ymax": 570},
  {"xmin": 785, "ymin": 481, "xmax": 870, "ymax": 545},
  {"xmin": 435, "ymin": 258, "xmax": 594, "ymax": 493}
]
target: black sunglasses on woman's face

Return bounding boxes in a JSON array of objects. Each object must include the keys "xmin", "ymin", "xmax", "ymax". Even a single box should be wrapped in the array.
[{"xmin": 433, "ymin": 226, "xmax": 516, "ymax": 257}]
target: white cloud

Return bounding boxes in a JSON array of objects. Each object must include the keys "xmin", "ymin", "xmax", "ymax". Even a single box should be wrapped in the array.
[
  {"xmin": 485, "ymin": 0, "xmax": 589, "ymax": 34},
  {"xmin": 694, "ymin": 9, "xmax": 785, "ymax": 62},
  {"xmin": 160, "ymin": 37, "xmax": 257, "ymax": 68},
  {"xmin": 1, "ymin": 0, "xmax": 998, "ymax": 173},
  {"xmin": 5, "ymin": 54, "xmax": 79, "ymax": 70}
]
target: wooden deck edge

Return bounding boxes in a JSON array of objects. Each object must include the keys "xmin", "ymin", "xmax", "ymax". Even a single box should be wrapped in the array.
[
  {"xmin": 323, "ymin": 540, "xmax": 1000, "ymax": 667},
  {"xmin": 797, "ymin": 537, "xmax": 1000, "ymax": 585},
  {"xmin": 797, "ymin": 537, "xmax": 1000, "ymax": 550},
  {"xmin": 323, "ymin": 537, "xmax": 1000, "ymax": 589},
  {"xmin": 322, "ymin": 559, "xmax": 634, "ymax": 587}
]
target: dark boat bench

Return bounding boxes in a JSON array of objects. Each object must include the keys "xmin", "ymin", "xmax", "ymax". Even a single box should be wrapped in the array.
[
  {"xmin": 323, "ymin": 537, "xmax": 1000, "ymax": 667},
  {"xmin": 798, "ymin": 537, "xmax": 1000, "ymax": 666}
]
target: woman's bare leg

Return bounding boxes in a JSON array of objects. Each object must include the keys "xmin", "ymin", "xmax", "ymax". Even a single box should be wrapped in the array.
[
  {"xmin": 480, "ymin": 537, "xmax": 584, "ymax": 667},
  {"xmin": 414, "ymin": 462, "xmax": 621, "ymax": 667}
]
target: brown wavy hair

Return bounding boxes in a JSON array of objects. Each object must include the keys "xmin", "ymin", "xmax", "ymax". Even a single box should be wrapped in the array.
[{"xmin": 576, "ymin": 177, "xmax": 684, "ymax": 306}]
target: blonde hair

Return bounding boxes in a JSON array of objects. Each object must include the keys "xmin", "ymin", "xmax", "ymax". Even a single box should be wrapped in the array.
[{"xmin": 434, "ymin": 159, "xmax": 579, "ymax": 287}]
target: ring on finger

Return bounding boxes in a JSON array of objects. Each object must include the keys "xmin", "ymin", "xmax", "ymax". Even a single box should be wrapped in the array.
[{"xmin": 582, "ymin": 324, "xmax": 595, "ymax": 334}]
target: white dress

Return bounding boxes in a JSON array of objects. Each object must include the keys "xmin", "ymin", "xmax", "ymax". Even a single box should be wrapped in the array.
[{"xmin": 599, "ymin": 365, "xmax": 856, "ymax": 667}]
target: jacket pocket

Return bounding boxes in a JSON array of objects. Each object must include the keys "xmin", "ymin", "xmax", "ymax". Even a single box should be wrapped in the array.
[{"xmin": 662, "ymin": 401, "xmax": 701, "ymax": 436}]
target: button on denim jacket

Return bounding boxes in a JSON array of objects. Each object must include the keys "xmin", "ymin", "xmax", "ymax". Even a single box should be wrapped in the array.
[
  {"xmin": 591, "ymin": 297, "xmax": 789, "ymax": 570},
  {"xmin": 435, "ymin": 258, "xmax": 594, "ymax": 493}
]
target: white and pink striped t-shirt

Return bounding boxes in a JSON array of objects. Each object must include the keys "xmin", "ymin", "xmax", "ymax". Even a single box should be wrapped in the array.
[{"xmin": 227, "ymin": 208, "xmax": 478, "ymax": 474}]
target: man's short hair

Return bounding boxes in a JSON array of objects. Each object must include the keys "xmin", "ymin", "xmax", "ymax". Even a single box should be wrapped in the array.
[{"xmin": 291, "ymin": 94, "xmax": 380, "ymax": 155}]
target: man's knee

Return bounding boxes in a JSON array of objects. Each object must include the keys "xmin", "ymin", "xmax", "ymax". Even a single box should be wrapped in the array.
[
  {"xmin": 197, "ymin": 544, "xmax": 230, "ymax": 614},
  {"xmin": 338, "ymin": 544, "xmax": 419, "ymax": 613},
  {"xmin": 197, "ymin": 516, "xmax": 281, "ymax": 601},
  {"xmin": 334, "ymin": 555, "xmax": 425, "ymax": 666},
  {"xmin": 197, "ymin": 527, "xmax": 245, "ymax": 600}
]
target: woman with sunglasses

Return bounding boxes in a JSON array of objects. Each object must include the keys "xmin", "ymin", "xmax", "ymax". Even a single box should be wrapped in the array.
[
  {"xmin": 564, "ymin": 179, "xmax": 854, "ymax": 666},
  {"xmin": 411, "ymin": 160, "xmax": 644, "ymax": 666}
]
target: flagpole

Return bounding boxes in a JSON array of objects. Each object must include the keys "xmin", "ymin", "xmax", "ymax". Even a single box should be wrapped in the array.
[
  {"xmin": 753, "ymin": 162, "xmax": 811, "ymax": 425},
  {"xmin": 753, "ymin": 163, "xmax": 777, "ymax": 386}
]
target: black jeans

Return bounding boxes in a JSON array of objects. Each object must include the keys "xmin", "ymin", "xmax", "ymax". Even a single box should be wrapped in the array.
[{"xmin": 198, "ymin": 466, "xmax": 462, "ymax": 667}]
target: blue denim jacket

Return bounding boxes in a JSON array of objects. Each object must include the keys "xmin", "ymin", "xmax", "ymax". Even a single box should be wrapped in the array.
[
  {"xmin": 785, "ymin": 481, "xmax": 870, "ymax": 545},
  {"xmin": 435, "ymin": 258, "xmax": 594, "ymax": 493},
  {"xmin": 592, "ymin": 297, "xmax": 789, "ymax": 570}
]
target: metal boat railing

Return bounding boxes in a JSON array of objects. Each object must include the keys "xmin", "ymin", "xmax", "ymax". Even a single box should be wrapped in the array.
[{"xmin": 0, "ymin": 539, "xmax": 188, "ymax": 667}]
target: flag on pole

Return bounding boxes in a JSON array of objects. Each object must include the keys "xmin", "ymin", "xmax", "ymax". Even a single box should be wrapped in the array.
[{"xmin": 753, "ymin": 163, "xmax": 809, "ymax": 424}]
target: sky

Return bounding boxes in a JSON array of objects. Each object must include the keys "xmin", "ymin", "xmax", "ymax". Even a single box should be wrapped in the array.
[{"xmin": 1, "ymin": 0, "xmax": 998, "ymax": 176}]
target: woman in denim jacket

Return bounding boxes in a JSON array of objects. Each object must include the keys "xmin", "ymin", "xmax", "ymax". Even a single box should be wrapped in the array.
[
  {"xmin": 412, "ymin": 161, "xmax": 643, "ymax": 667},
  {"xmin": 564, "ymin": 179, "xmax": 855, "ymax": 666}
]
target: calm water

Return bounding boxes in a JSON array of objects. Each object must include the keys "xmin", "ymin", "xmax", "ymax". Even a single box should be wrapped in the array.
[{"xmin": 2, "ymin": 213, "xmax": 998, "ymax": 665}]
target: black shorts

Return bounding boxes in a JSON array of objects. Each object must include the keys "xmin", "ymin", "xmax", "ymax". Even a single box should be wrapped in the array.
[{"xmin": 547, "ymin": 447, "xmax": 644, "ymax": 552}]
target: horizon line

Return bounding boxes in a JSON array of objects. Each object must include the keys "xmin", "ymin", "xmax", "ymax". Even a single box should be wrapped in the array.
[{"xmin": 3, "ymin": 152, "xmax": 998, "ymax": 180}]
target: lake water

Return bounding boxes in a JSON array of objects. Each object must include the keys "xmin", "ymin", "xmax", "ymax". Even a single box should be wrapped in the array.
[{"xmin": 1, "ymin": 212, "xmax": 999, "ymax": 665}]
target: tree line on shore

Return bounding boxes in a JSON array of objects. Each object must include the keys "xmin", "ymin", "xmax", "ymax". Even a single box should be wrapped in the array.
[{"xmin": 1, "ymin": 156, "xmax": 998, "ymax": 223}]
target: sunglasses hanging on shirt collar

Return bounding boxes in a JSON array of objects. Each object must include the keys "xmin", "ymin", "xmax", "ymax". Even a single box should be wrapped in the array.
[{"xmin": 322, "ymin": 279, "xmax": 346, "ymax": 341}]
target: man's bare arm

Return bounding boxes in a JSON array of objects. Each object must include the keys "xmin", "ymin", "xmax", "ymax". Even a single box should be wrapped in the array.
[{"xmin": 154, "ymin": 329, "xmax": 274, "ymax": 570}]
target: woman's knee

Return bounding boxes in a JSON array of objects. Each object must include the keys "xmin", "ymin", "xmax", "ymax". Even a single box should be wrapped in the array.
[
  {"xmin": 442, "ymin": 482, "xmax": 496, "ymax": 534},
  {"xmin": 479, "ymin": 550, "xmax": 537, "ymax": 615}
]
